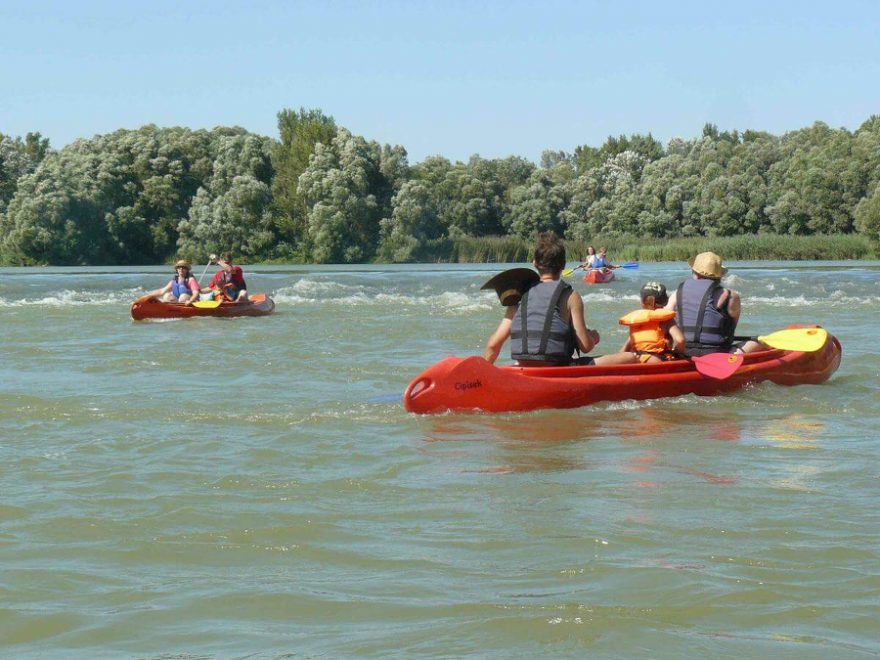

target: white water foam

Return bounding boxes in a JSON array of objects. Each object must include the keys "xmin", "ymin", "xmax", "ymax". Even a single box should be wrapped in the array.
[
  {"xmin": 0, "ymin": 288, "xmax": 143, "ymax": 307},
  {"xmin": 272, "ymin": 281, "xmax": 494, "ymax": 314}
]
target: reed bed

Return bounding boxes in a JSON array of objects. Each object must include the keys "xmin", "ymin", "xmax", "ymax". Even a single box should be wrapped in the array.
[{"xmin": 424, "ymin": 234, "xmax": 876, "ymax": 263}]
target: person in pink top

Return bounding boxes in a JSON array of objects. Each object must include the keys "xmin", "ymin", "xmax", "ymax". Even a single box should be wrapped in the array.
[{"xmin": 147, "ymin": 260, "xmax": 200, "ymax": 304}]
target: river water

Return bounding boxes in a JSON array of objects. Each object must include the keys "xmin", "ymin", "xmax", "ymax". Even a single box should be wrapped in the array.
[{"xmin": 1, "ymin": 261, "xmax": 878, "ymax": 657}]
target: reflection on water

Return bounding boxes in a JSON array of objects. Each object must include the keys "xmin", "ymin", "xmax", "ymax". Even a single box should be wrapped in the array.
[
  {"xmin": 619, "ymin": 406, "xmax": 742, "ymax": 443},
  {"xmin": 761, "ymin": 413, "xmax": 826, "ymax": 449},
  {"xmin": 420, "ymin": 411, "xmax": 593, "ymax": 474},
  {"xmin": 422, "ymin": 410, "xmax": 591, "ymax": 445},
  {"xmin": 417, "ymin": 405, "xmax": 746, "ymax": 482}
]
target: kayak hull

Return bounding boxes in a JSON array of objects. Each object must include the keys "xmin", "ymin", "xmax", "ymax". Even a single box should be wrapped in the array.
[
  {"xmin": 131, "ymin": 294, "xmax": 275, "ymax": 320},
  {"xmin": 583, "ymin": 268, "xmax": 615, "ymax": 284},
  {"xmin": 403, "ymin": 328, "xmax": 841, "ymax": 414}
]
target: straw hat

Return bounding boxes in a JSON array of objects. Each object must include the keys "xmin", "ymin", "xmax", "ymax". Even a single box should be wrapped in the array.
[
  {"xmin": 688, "ymin": 252, "xmax": 727, "ymax": 279},
  {"xmin": 481, "ymin": 268, "xmax": 540, "ymax": 306},
  {"xmin": 174, "ymin": 259, "xmax": 191, "ymax": 269}
]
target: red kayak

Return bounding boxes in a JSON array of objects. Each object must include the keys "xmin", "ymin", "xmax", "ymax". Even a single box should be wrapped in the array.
[
  {"xmin": 403, "ymin": 331, "xmax": 841, "ymax": 414},
  {"xmin": 583, "ymin": 268, "xmax": 615, "ymax": 284},
  {"xmin": 130, "ymin": 293, "xmax": 275, "ymax": 320}
]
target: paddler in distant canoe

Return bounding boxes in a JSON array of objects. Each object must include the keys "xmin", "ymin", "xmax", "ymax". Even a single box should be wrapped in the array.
[
  {"xmin": 145, "ymin": 260, "xmax": 201, "ymax": 304},
  {"xmin": 665, "ymin": 251, "xmax": 764, "ymax": 355},
  {"xmin": 205, "ymin": 252, "xmax": 248, "ymax": 302},
  {"xmin": 483, "ymin": 231, "xmax": 601, "ymax": 366}
]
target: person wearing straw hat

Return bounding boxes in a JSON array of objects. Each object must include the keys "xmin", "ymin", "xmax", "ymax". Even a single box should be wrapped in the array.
[
  {"xmin": 483, "ymin": 232, "xmax": 600, "ymax": 366},
  {"xmin": 665, "ymin": 251, "xmax": 763, "ymax": 355},
  {"xmin": 146, "ymin": 260, "xmax": 201, "ymax": 304}
]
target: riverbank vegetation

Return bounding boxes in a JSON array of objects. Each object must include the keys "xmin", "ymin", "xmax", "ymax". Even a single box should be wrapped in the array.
[
  {"xmin": 440, "ymin": 233, "xmax": 876, "ymax": 263},
  {"xmin": 1, "ymin": 111, "xmax": 879, "ymax": 265}
]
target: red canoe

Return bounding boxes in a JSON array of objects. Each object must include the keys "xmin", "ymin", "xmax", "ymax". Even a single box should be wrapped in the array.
[
  {"xmin": 130, "ymin": 293, "xmax": 275, "ymax": 320},
  {"xmin": 403, "ymin": 331, "xmax": 841, "ymax": 414},
  {"xmin": 583, "ymin": 268, "xmax": 615, "ymax": 284}
]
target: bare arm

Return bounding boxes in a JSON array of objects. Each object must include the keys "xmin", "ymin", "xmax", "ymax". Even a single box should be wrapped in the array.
[
  {"xmin": 484, "ymin": 306, "xmax": 517, "ymax": 364},
  {"xmin": 568, "ymin": 292, "xmax": 599, "ymax": 353},
  {"xmin": 147, "ymin": 282, "xmax": 172, "ymax": 298},
  {"xmin": 725, "ymin": 289, "xmax": 741, "ymax": 321},
  {"xmin": 667, "ymin": 321, "xmax": 686, "ymax": 354}
]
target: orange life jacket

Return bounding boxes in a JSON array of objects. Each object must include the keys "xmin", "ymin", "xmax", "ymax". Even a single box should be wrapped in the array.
[{"xmin": 619, "ymin": 308, "xmax": 676, "ymax": 353}]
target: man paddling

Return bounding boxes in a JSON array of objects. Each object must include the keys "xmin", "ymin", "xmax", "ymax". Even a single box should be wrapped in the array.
[
  {"xmin": 484, "ymin": 232, "xmax": 600, "ymax": 366},
  {"xmin": 206, "ymin": 252, "xmax": 248, "ymax": 302}
]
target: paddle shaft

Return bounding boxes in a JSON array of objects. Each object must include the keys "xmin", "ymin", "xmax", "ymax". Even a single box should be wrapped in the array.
[{"xmin": 197, "ymin": 257, "xmax": 215, "ymax": 287}]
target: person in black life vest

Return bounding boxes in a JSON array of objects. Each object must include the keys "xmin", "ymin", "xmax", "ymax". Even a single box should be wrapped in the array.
[
  {"xmin": 664, "ymin": 251, "xmax": 764, "ymax": 356},
  {"xmin": 484, "ymin": 232, "xmax": 600, "ymax": 366}
]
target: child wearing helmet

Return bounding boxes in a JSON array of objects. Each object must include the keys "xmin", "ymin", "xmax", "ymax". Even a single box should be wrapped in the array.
[
  {"xmin": 619, "ymin": 281, "xmax": 685, "ymax": 362},
  {"xmin": 593, "ymin": 281, "xmax": 685, "ymax": 366}
]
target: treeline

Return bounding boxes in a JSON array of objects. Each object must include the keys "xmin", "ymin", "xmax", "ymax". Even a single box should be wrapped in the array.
[{"xmin": 1, "ymin": 110, "xmax": 879, "ymax": 265}]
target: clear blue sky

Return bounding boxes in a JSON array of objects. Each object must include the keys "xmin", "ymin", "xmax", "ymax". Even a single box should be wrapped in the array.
[{"xmin": 2, "ymin": 0, "xmax": 878, "ymax": 163}]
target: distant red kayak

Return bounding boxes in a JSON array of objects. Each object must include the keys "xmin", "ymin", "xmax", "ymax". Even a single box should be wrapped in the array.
[
  {"xmin": 130, "ymin": 293, "xmax": 275, "ymax": 320},
  {"xmin": 403, "ymin": 331, "xmax": 841, "ymax": 414},
  {"xmin": 583, "ymin": 268, "xmax": 615, "ymax": 284}
]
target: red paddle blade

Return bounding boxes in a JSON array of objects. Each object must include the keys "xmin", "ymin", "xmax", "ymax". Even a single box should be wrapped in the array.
[{"xmin": 692, "ymin": 353, "xmax": 744, "ymax": 379}]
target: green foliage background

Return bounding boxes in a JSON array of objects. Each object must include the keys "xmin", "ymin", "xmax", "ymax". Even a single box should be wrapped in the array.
[{"xmin": 1, "ymin": 112, "xmax": 879, "ymax": 265}]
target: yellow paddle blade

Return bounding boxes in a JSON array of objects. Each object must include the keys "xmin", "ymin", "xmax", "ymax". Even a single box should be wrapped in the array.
[
  {"xmin": 562, "ymin": 268, "xmax": 575, "ymax": 277},
  {"xmin": 758, "ymin": 328, "xmax": 828, "ymax": 352},
  {"xmin": 192, "ymin": 300, "xmax": 222, "ymax": 309}
]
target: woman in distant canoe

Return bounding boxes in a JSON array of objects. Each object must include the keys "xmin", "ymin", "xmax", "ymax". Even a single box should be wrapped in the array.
[
  {"xmin": 577, "ymin": 245, "xmax": 597, "ymax": 270},
  {"xmin": 147, "ymin": 260, "xmax": 200, "ymax": 304}
]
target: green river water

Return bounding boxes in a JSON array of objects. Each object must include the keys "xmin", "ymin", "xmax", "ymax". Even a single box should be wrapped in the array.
[{"xmin": 1, "ymin": 261, "xmax": 878, "ymax": 657}]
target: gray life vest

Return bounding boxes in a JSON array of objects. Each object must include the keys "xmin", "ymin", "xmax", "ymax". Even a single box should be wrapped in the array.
[
  {"xmin": 675, "ymin": 278, "xmax": 736, "ymax": 351},
  {"xmin": 510, "ymin": 280, "xmax": 575, "ymax": 364}
]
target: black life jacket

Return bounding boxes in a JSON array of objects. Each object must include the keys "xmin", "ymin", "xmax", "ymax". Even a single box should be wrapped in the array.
[
  {"xmin": 510, "ymin": 280, "xmax": 575, "ymax": 364},
  {"xmin": 676, "ymin": 278, "xmax": 737, "ymax": 354}
]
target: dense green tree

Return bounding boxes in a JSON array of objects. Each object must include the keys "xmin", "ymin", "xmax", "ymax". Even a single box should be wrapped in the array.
[
  {"xmin": 505, "ymin": 165, "xmax": 573, "ymax": 238},
  {"xmin": 298, "ymin": 128, "xmax": 405, "ymax": 263},
  {"xmin": 177, "ymin": 133, "xmax": 277, "ymax": 259},
  {"xmin": 0, "ymin": 132, "xmax": 51, "ymax": 213},
  {"xmin": 271, "ymin": 108, "xmax": 337, "ymax": 253},
  {"xmin": 0, "ymin": 125, "xmax": 267, "ymax": 264},
  {"xmin": 574, "ymin": 133, "xmax": 664, "ymax": 174},
  {"xmin": 3, "ymin": 112, "xmax": 880, "ymax": 265},
  {"xmin": 377, "ymin": 180, "xmax": 441, "ymax": 261},
  {"xmin": 854, "ymin": 184, "xmax": 880, "ymax": 242}
]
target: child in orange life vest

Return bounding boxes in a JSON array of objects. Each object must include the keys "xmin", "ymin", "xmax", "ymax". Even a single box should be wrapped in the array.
[{"xmin": 617, "ymin": 282, "xmax": 685, "ymax": 363}]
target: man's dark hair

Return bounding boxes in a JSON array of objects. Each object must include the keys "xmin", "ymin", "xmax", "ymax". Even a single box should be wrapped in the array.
[{"xmin": 533, "ymin": 232, "xmax": 566, "ymax": 275}]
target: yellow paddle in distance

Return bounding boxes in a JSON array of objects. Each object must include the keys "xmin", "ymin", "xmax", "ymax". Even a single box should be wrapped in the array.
[{"xmin": 189, "ymin": 254, "xmax": 223, "ymax": 308}]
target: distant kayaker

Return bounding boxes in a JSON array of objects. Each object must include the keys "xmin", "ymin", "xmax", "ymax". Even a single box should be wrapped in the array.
[
  {"xmin": 599, "ymin": 281, "xmax": 686, "ymax": 365},
  {"xmin": 593, "ymin": 246, "xmax": 616, "ymax": 270},
  {"xmin": 577, "ymin": 245, "xmax": 597, "ymax": 270},
  {"xmin": 665, "ymin": 251, "xmax": 763, "ymax": 356},
  {"xmin": 484, "ymin": 232, "xmax": 600, "ymax": 366},
  {"xmin": 206, "ymin": 252, "xmax": 248, "ymax": 302},
  {"xmin": 146, "ymin": 260, "xmax": 201, "ymax": 304}
]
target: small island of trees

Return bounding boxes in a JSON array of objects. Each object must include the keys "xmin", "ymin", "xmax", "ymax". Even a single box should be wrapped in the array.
[{"xmin": 1, "ymin": 109, "xmax": 879, "ymax": 265}]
